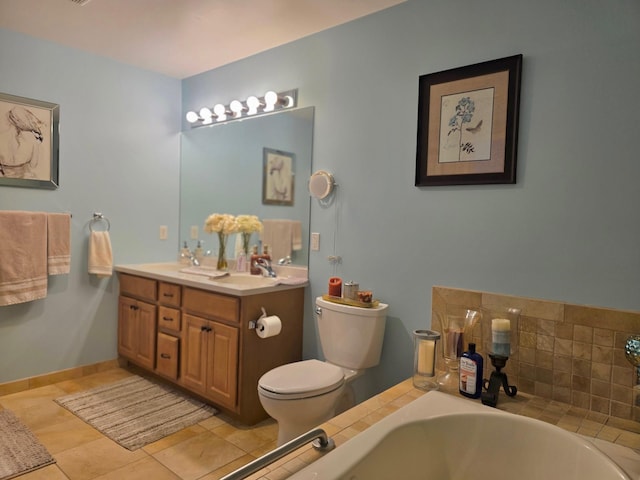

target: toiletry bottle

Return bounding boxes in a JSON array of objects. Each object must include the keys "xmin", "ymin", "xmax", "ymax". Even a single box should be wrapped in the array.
[
  {"xmin": 194, "ymin": 240, "xmax": 203, "ymax": 262},
  {"xmin": 180, "ymin": 241, "xmax": 191, "ymax": 264},
  {"xmin": 261, "ymin": 244, "xmax": 271, "ymax": 262},
  {"xmin": 250, "ymin": 245, "xmax": 261, "ymax": 275},
  {"xmin": 459, "ymin": 343, "xmax": 483, "ymax": 399}
]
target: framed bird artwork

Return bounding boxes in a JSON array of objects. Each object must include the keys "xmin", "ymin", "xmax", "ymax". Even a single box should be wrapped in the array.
[
  {"xmin": 0, "ymin": 92, "xmax": 59, "ymax": 189},
  {"xmin": 415, "ymin": 55, "xmax": 522, "ymax": 186}
]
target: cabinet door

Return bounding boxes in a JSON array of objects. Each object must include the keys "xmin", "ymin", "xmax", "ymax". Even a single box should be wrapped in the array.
[
  {"xmin": 118, "ymin": 296, "xmax": 137, "ymax": 359},
  {"xmin": 117, "ymin": 296, "xmax": 156, "ymax": 369},
  {"xmin": 181, "ymin": 314, "xmax": 208, "ymax": 393},
  {"xmin": 135, "ymin": 301, "xmax": 157, "ymax": 369},
  {"xmin": 206, "ymin": 321, "xmax": 239, "ymax": 409}
]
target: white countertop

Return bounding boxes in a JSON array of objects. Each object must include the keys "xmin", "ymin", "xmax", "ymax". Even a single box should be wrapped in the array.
[{"xmin": 114, "ymin": 262, "xmax": 308, "ymax": 296}]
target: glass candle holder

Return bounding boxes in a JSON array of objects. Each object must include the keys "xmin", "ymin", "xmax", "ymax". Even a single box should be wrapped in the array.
[
  {"xmin": 413, "ymin": 329, "xmax": 441, "ymax": 391},
  {"xmin": 436, "ymin": 305, "xmax": 482, "ymax": 389},
  {"xmin": 482, "ymin": 306, "xmax": 521, "ymax": 358}
]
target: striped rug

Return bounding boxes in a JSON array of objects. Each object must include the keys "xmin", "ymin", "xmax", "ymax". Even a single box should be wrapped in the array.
[
  {"xmin": 55, "ymin": 375, "xmax": 217, "ymax": 450},
  {"xmin": 0, "ymin": 409, "xmax": 55, "ymax": 479}
]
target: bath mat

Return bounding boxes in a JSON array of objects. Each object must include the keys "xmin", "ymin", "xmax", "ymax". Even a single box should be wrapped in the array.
[
  {"xmin": 0, "ymin": 409, "xmax": 56, "ymax": 479},
  {"xmin": 54, "ymin": 375, "xmax": 217, "ymax": 450}
]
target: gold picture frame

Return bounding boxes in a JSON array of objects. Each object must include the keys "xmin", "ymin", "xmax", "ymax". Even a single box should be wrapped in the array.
[
  {"xmin": 415, "ymin": 55, "xmax": 522, "ymax": 186},
  {"xmin": 0, "ymin": 92, "xmax": 60, "ymax": 189}
]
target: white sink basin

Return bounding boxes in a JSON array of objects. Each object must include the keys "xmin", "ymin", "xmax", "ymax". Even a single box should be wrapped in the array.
[{"xmin": 289, "ymin": 391, "xmax": 632, "ymax": 480}]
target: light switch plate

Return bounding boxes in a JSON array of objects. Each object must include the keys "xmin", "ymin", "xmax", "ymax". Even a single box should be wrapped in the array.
[
  {"xmin": 159, "ymin": 225, "xmax": 168, "ymax": 240},
  {"xmin": 190, "ymin": 225, "xmax": 199, "ymax": 239},
  {"xmin": 311, "ymin": 232, "xmax": 320, "ymax": 251}
]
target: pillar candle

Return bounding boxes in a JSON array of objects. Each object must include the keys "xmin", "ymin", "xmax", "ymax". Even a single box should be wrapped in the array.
[
  {"xmin": 492, "ymin": 318, "xmax": 511, "ymax": 356},
  {"xmin": 417, "ymin": 340, "xmax": 435, "ymax": 376},
  {"xmin": 328, "ymin": 277, "xmax": 342, "ymax": 297}
]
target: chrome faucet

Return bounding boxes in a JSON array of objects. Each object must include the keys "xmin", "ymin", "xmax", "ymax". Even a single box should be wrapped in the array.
[
  {"xmin": 277, "ymin": 255, "xmax": 292, "ymax": 265},
  {"xmin": 254, "ymin": 257, "xmax": 277, "ymax": 277},
  {"xmin": 180, "ymin": 250, "xmax": 200, "ymax": 266}
]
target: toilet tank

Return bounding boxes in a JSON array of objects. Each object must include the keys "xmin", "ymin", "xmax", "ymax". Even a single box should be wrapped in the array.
[{"xmin": 315, "ymin": 296, "xmax": 389, "ymax": 370}]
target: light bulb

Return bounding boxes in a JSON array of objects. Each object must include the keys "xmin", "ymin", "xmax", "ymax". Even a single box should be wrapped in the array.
[
  {"xmin": 199, "ymin": 107, "xmax": 213, "ymax": 120},
  {"xmin": 230, "ymin": 100, "xmax": 244, "ymax": 118},
  {"xmin": 284, "ymin": 95, "xmax": 294, "ymax": 108},
  {"xmin": 246, "ymin": 95, "xmax": 260, "ymax": 115},
  {"xmin": 264, "ymin": 90, "xmax": 278, "ymax": 111},
  {"xmin": 213, "ymin": 103, "xmax": 227, "ymax": 122},
  {"xmin": 185, "ymin": 111, "xmax": 199, "ymax": 123}
]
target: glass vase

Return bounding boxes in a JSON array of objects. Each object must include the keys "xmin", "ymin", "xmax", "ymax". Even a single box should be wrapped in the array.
[{"xmin": 217, "ymin": 233, "xmax": 228, "ymax": 270}]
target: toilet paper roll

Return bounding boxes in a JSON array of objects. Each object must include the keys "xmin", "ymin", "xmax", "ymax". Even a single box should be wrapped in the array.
[{"xmin": 256, "ymin": 315, "xmax": 282, "ymax": 338}]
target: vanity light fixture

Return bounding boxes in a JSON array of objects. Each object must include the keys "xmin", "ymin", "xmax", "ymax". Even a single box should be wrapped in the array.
[{"xmin": 186, "ymin": 89, "xmax": 298, "ymax": 127}]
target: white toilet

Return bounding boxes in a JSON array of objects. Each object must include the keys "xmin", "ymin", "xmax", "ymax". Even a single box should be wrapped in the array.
[{"xmin": 258, "ymin": 296, "xmax": 388, "ymax": 445}]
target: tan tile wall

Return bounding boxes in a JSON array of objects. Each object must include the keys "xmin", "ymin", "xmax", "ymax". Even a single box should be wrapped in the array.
[{"xmin": 432, "ymin": 286, "xmax": 640, "ymax": 422}]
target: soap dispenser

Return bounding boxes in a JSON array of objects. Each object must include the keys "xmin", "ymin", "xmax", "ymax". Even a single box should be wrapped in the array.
[
  {"xmin": 459, "ymin": 343, "xmax": 483, "ymax": 399},
  {"xmin": 250, "ymin": 245, "xmax": 261, "ymax": 275},
  {"xmin": 194, "ymin": 240, "xmax": 204, "ymax": 262},
  {"xmin": 180, "ymin": 241, "xmax": 191, "ymax": 265}
]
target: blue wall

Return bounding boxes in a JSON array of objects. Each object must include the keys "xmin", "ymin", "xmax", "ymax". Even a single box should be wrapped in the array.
[
  {"xmin": 0, "ymin": 29, "xmax": 181, "ymax": 383},
  {"xmin": 1, "ymin": 0, "xmax": 639, "ymax": 403},
  {"xmin": 183, "ymin": 0, "xmax": 640, "ymax": 399}
]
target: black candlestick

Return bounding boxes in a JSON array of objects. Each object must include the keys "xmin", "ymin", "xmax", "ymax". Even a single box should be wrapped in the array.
[{"xmin": 481, "ymin": 354, "xmax": 517, "ymax": 407}]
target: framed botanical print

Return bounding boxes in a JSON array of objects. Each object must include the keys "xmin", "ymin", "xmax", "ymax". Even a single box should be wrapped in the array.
[{"xmin": 415, "ymin": 55, "xmax": 522, "ymax": 186}]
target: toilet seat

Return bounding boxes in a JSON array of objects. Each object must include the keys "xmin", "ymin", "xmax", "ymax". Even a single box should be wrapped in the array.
[{"xmin": 258, "ymin": 359, "xmax": 345, "ymax": 400}]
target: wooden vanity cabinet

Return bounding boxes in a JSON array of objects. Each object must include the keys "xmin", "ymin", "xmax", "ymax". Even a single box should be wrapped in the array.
[
  {"xmin": 118, "ymin": 277, "xmax": 157, "ymax": 370},
  {"xmin": 117, "ymin": 272, "xmax": 305, "ymax": 425}
]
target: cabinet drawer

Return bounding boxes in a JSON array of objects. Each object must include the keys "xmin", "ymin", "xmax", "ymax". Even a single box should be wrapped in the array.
[
  {"xmin": 158, "ymin": 306, "xmax": 181, "ymax": 333},
  {"xmin": 183, "ymin": 287, "xmax": 239, "ymax": 324},
  {"xmin": 156, "ymin": 333, "xmax": 179, "ymax": 380},
  {"xmin": 119, "ymin": 274, "xmax": 157, "ymax": 302},
  {"xmin": 158, "ymin": 282, "xmax": 181, "ymax": 307}
]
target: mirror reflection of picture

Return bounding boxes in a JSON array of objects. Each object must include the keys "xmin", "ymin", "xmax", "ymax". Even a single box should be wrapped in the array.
[{"xmin": 263, "ymin": 148, "xmax": 294, "ymax": 206}]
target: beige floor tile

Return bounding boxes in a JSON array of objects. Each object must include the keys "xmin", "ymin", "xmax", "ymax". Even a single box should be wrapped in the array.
[
  {"xmin": 55, "ymin": 437, "xmax": 148, "ymax": 480},
  {"xmin": 198, "ymin": 454, "xmax": 256, "ymax": 480},
  {"xmin": 55, "ymin": 369, "xmax": 134, "ymax": 394},
  {"xmin": 153, "ymin": 430, "xmax": 246, "ymax": 480},
  {"xmin": 93, "ymin": 456, "xmax": 181, "ymax": 480},
  {"xmin": 34, "ymin": 415, "xmax": 104, "ymax": 454},
  {"xmin": 142, "ymin": 424, "xmax": 208, "ymax": 455},
  {"xmin": 212, "ymin": 419, "xmax": 278, "ymax": 452},
  {"xmin": 15, "ymin": 464, "xmax": 69, "ymax": 480}
]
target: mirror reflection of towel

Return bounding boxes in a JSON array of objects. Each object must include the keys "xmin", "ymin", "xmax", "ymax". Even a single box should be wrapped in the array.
[
  {"xmin": 261, "ymin": 219, "xmax": 303, "ymax": 262},
  {"xmin": 89, "ymin": 231, "xmax": 113, "ymax": 278}
]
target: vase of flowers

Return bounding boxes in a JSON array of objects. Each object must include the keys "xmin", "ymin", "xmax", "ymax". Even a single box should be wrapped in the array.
[
  {"xmin": 235, "ymin": 215, "xmax": 263, "ymax": 272},
  {"xmin": 204, "ymin": 213, "xmax": 238, "ymax": 270}
]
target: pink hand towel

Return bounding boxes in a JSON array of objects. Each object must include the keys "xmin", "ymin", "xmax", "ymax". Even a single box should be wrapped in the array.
[
  {"xmin": 0, "ymin": 211, "xmax": 48, "ymax": 306},
  {"xmin": 47, "ymin": 212, "xmax": 71, "ymax": 275}
]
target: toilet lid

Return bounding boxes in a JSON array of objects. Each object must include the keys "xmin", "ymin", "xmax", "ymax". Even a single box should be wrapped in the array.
[{"xmin": 258, "ymin": 359, "xmax": 344, "ymax": 399}]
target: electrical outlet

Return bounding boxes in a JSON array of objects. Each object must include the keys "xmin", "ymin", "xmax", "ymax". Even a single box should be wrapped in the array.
[
  {"xmin": 159, "ymin": 225, "xmax": 168, "ymax": 240},
  {"xmin": 311, "ymin": 232, "xmax": 320, "ymax": 251},
  {"xmin": 190, "ymin": 225, "xmax": 199, "ymax": 239}
]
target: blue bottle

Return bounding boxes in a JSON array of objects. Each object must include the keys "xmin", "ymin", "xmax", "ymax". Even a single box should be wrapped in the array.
[{"xmin": 459, "ymin": 343, "xmax": 483, "ymax": 399}]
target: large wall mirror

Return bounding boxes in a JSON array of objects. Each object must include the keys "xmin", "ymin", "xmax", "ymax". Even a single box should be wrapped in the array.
[{"xmin": 179, "ymin": 107, "xmax": 314, "ymax": 267}]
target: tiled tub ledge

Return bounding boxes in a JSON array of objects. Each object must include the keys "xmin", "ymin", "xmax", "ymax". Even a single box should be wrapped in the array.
[{"xmin": 248, "ymin": 378, "xmax": 640, "ymax": 480}]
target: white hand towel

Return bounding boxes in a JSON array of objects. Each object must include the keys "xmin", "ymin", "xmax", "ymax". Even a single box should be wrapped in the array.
[{"xmin": 88, "ymin": 231, "xmax": 113, "ymax": 278}]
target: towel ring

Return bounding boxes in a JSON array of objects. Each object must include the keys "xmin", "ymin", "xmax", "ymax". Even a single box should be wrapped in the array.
[{"xmin": 90, "ymin": 212, "xmax": 110, "ymax": 232}]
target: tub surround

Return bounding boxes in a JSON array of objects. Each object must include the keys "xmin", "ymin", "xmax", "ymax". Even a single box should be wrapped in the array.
[{"xmin": 432, "ymin": 286, "xmax": 640, "ymax": 422}]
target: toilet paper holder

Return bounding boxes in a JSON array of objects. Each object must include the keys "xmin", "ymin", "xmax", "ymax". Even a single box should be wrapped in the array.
[{"xmin": 249, "ymin": 307, "xmax": 269, "ymax": 330}]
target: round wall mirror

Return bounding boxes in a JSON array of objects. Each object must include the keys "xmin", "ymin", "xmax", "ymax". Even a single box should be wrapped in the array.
[{"xmin": 309, "ymin": 170, "xmax": 334, "ymax": 199}]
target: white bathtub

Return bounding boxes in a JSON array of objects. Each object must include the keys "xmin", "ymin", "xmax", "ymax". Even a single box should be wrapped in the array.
[{"xmin": 288, "ymin": 391, "xmax": 637, "ymax": 480}]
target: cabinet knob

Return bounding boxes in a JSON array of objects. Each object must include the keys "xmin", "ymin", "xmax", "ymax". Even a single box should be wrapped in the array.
[
  {"xmin": 162, "ymin": 316, "xmax": 172, "ymax": 322},
  {"xmin": 130, "ymin": 305, "xmax": 139, "ymax": 311},
  {"xmin": 160, "ymin": 353, "xmax": 171, "ymax": 359},
  {"xmin": 163, "ymin": 293, "xmax": 174, "ymax": 298}
]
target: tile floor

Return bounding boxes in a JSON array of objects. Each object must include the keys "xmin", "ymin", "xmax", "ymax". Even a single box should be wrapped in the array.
[{"xmin": 0, "ymin": 367, "xmax": 278, "ymax": 480}]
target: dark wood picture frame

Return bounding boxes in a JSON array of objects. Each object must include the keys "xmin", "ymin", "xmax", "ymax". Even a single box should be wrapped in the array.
[
  {"xmin": 415, "ymin": 54, "xmax": 522, "ymax": 187},
  {"xmin": 0, "ymin": 92, "xmax": 60, "ymax": 189},
  {"xmin": 262, "ymin": 147, "xmax": 295, "ymax": 206}
]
